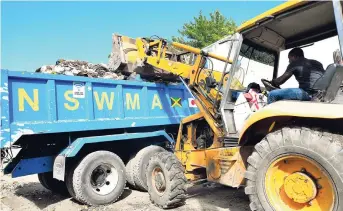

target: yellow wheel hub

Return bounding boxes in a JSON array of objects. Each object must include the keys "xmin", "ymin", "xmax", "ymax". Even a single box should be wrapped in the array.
[
  {"xmin": 284, "ymin": 172, "xmax": 317, "ymax": 203},
  {"xmin": 264, "ymin": 155, "xmax": 336, "ymax": 211}
]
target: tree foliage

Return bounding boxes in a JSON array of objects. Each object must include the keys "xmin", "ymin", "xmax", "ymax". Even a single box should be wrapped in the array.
[{"xmin": 172, "ymin": 10, "xmax": 237, "ymax": 48}]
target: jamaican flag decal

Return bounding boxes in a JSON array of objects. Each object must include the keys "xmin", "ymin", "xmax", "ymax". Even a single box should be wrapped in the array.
[{"xmin": 171, "ymin": 97, "xmax": 182, "ymax": 107}]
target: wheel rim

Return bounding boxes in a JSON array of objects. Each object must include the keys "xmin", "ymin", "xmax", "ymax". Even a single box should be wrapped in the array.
[
  {"xmin": 264, "ymin": 155, "xmax": 336, "ymax": 211},
  {"xmin": 152, "ymin": 167, "xmax": 166, "ymax": 196},
  {"xmin": 90, "ymin": 164, "xmax": 118, "ymax": 195}
]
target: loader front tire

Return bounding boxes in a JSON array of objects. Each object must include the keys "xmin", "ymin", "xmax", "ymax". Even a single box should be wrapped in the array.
[
  {"xmin": 38, "ymin": 172, "xmax": 69, "ymax": 196},
  {"xmin": 244, "ymin": 127, "xmax": 343, "ymax": 211},
  {"xmin": 132, "ymin": 145, "xmax": 166, "ymax": 191},
  {"xmin": 72, "ymin": 151, "xmax": 126, "ymax": 206},
  {"xmin": 146, "ymin": 151, "xmax": 187, "ymax": 209}
]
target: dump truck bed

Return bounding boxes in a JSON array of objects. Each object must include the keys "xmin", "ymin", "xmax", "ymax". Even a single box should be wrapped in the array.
[{"xmin": 0, "ymin": 69, "xmax": 197, "ymax": 148}]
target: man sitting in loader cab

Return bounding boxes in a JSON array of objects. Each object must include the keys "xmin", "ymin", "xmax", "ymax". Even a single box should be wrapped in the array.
[{"xmin": 268, "ymin": 48, "xmax": 325, "ymax": 104}]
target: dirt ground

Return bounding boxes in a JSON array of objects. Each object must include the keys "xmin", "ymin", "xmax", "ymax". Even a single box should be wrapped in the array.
[{"xmin": 0, "ymin": 174, "xmax": 250, "ymax": 211}]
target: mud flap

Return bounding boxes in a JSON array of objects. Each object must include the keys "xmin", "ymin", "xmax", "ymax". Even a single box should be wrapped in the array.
[{"xmin": 53, "ymin": 155, "xmax": 66, "ymax": 181}]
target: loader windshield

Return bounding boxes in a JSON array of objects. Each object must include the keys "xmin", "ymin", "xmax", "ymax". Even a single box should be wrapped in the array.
[{"xmin": 237, "ymin": 41, "xmax": 276, "ymax": 88}]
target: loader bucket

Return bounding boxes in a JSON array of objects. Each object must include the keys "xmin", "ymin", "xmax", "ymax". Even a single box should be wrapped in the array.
[
  {"xmin": 108, "ymin": 34, "xmax": 180, "ymax": 82},
  {"xmin": 108, "ymin": 34, "xmax": 139, "ymax": 72}
]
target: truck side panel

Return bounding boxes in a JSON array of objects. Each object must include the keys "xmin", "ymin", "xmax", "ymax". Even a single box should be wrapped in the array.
[{"xmin": 1, "ymin": 70, "xmax": 198, "ymax": 148}]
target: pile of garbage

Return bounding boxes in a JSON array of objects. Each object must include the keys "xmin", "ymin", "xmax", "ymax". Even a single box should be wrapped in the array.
[
  {"xmin": 35, "ymin": 58, "xmax": 179, "ymax": 83},
  {"xmin": 35, "ymin": 59, "xmax": 126, "ymax": 80}
]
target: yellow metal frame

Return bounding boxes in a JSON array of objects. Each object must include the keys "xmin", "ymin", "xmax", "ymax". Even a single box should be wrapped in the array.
[
  {"xmin": 172, "ymin": 42, "xmax": 233, "ymax": 64},
  {"xmin": 238, "ymin": 101, "xmax": 343, "ymax": 142},
  {"xmin": 113, "ymin": 0, "xmax": 343, "ymax": 193},
  {"xmin": 114, "ymin": 34, "xmax": 244, "ymax": 91},
  {"xmin": 237, "ymin": 0, "xmax": 308, "ymax": 32}
]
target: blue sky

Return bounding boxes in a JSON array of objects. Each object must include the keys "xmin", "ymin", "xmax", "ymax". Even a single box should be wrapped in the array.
[{"xmin": 1, "ymin": 1, "xmax": 282, "ymax": 72}]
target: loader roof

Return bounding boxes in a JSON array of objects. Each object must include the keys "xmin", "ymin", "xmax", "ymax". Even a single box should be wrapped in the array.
[{"xmin": 237, "ymin": 0, "xmax": 337, "ymax": 51}]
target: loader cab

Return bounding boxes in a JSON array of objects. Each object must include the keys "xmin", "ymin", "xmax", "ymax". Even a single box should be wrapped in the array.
[
  {"xmin": 236, "ymin": 1, "xmax": 342, "ymax": 90},
  {"xmin": 219, "ymin": 0, "xmax": 343, "ymax": 135},
  {"xmin": 236, "ymin": 1, "xmax": 343, "ymax": 92}
]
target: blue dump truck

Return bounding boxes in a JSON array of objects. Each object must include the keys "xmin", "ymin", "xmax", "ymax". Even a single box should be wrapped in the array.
[{"xmin": 0, "ymin": 69, "xmax": 198, "ymax": 205}]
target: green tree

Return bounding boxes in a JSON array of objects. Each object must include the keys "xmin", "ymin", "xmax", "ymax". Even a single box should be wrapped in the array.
[{"xmin": 172, "ymin": 10, "xmax": 237, "ymax": 48}]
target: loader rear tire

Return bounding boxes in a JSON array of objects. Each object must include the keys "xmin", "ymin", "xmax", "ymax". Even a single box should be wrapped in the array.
[
  {"xmin": 133, "ymin": 145, "xmax": 166, "ymax": 191},
  {"xmin": 244, "ymin": 127, "xmax": 343, "ymax": 211},
  {"xmin": 146, "ymin": 151, "xmax": 187, "ymax": 209},
  {"xmin": 38, "ymin": 172, "xmax": 69, "ymax": 196},
  {"xmin": 72, "ymin": 151, "xmax": 126, "ymax": 206}
]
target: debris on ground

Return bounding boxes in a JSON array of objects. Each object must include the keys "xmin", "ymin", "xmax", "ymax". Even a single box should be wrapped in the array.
[
  {"xmin": 35, "ymin": 59, "xmax": 126, "ymax": 80},
  {"xmin": 0, "ymin": 174, "xmax": 250, "ymax": 211}
]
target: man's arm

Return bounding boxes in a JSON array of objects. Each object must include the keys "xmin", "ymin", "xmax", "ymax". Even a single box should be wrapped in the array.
[
  {"xmin": 271, "ymin": 62, "xmax": 298, "ymax": 86},
  {"xmin": 272, "ymin": 71, "xmax": 293, "ymax": 86}
]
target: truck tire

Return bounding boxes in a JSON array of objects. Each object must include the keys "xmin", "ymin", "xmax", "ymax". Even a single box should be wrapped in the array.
[
  {"xmin": 146, "ymin": 151, "xmax": 187, "ymax": 209},
  {"xmin": 133, "ymin": 145, "xmax": 166, "ymax": 191},
  {"xmin": 38, "ymin": 173, "xmax": 49, "ymax": 189},
  {"xmin": 125, "ymin": 157, "xmax": 136, "ymax": 189},
  {"xmin": 244, "ymin": 127, "xmax": 343, "ymax": 211},
  {"xmin": 65, "ymin": 164, "xmax": 77, "ymax": 199},
  {"xmin": 38, "ymin": 172, "xmax": 69, "ymax": 196},
  {"xmin": 72, "ymin": 151, "xmax": 126, "ymax": 206}
]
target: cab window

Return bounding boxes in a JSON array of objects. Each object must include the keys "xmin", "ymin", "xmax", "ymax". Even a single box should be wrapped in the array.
[
  {"xmin": 277, "ymin": 36, "xmax": 340, "ymax": 88},
  {"xmin": 237, "ymin": 41, "xmax": 276, "ymax": 88}
]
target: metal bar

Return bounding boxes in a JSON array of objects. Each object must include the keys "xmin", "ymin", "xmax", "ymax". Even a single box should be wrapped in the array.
[
  {"xmin": 333, "ymin": 0, "xmax": 343, "ymax": 59},
  {"xmin": 273, "ymin": 51, "xmax": 280, "ymax": 79},
  {"xmin": 214, "ymin": 39, "xmax": 234, "ymax": 110},
  {"xmin": 172, "ymin": 42, "xmax": 233, "ymax": 63},
  {"xmin": 179, "ymin": 77, "xmax": 196, "ymax": 99},
  {"xmin": 220, "ymin": 33, "xmax": 244, "ymax": 135},
  {"xmin": 221, "ymin": 34, "xmax": 243, "ymax": 106},
  {"xmin": 219, "ymin": 38, "xmax": 239, "ymax": 44}
]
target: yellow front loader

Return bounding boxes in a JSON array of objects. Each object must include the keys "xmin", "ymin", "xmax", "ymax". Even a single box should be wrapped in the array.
[{"xmin": 112, "ymin": 1, "xmax": 343, "ymax": 211}]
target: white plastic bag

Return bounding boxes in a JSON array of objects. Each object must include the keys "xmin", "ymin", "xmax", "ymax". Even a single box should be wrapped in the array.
[{"xmin": 233, "ymin": 89, "xmax": 267, "ymax": 133}]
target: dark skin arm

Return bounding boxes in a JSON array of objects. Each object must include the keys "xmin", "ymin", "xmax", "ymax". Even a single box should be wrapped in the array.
[{"xmin": 271, "ymin": 71, "xmax": 293, "ymax": 86}]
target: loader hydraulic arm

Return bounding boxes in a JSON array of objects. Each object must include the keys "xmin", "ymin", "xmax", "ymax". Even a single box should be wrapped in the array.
[
  {"xmin": 109, "ymin": 34, "xmax": 233, "ymax": 83},
  {"xmin": 170, "ymin": 42, "xmax": 233, "ymax": 82},
  {"xmin": 109, "ymin": 34, "xmax": 239, "ymax": 132}
]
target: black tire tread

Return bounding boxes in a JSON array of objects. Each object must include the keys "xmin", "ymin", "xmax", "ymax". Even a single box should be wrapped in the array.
[
  {"xmin": 147, "ymin": 151, "xmax": 187, "ymax": 209},
  {"xmin": 38, "ymin": 173, "xmax": 49, "ymax": 190},
  {"xmin": 37, "ymin": 172, "xmax": 69, "ymax": 196},
  {"xmin": 73, "ymin": 151, "xmax": 126, "ymax": 206},
  {"xmin": 126, "ymin": 157, "xmax": 136, "ymax": 189},
  {"xmin": 65, "ymin": 164, "xmax": 77, "ymax": 199},
  {"xmin": 132, "ymin": 145, "xmax": 165, "ymax": 191}
]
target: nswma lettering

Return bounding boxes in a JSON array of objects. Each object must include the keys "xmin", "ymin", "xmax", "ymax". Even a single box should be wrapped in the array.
[{"xmin": 17, "ymin": 89, "xmax": 175, "ymax": 112}]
